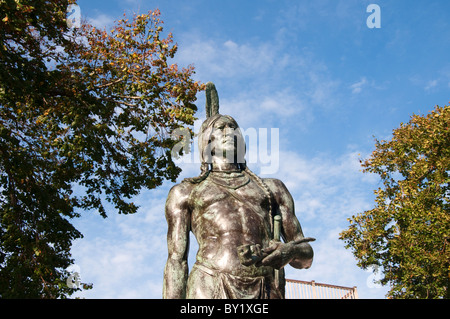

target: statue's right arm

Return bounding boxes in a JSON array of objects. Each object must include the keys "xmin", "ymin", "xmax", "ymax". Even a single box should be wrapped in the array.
[{"xmin": 163, "ymin": 182, "xmax": 193, "ymax": 299}]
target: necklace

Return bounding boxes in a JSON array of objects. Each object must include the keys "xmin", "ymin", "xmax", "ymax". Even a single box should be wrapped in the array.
[{"xmin": 208, "ymin": 171, "xmax": 250, "ymax": 190}]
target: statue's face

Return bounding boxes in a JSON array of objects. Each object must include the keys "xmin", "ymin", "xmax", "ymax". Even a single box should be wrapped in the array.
[
  {"xmin": 198, "ymin": 114, "xmax": 246, "ymax": 165},
  {"xmin": 210, "ymin": 117, "xmax": 240, "ymax": 159}
]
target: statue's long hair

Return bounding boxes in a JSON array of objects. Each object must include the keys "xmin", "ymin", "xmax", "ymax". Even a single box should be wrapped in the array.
[{"xmin": 184, "ymin": 110, "xmax": 276, "ymax": 234}]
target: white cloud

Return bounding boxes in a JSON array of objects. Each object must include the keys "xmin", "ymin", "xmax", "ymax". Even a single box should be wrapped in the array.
[
  {"xmin": 217, "ymin": 88, "xmax": 311, "ymax": 129},
  {"xmin": 86, "ymin": 13, "xmax": 115, "ymax": 29},
  {"xmin": 174, "ymin": 32, "xmax": 341, "ymax": 134},
  {"xmin": 70, "ymin": 191, "xmax": 169, "ymax": 298},
  {"xmin": 176, "ymin": 36, "xmax": 288, "ymax": 82},
  {"xmin": 350, "ymin": 77, "xmax": 368, "ymax": 94},
  {"xmin": 285, "ymin": 227, "xmax": 358, "ymax": 284},
  {"xmin": 424, "ymin": 79, "xmax": 438, "ymax": 91},
  {"xmin": 410, "ymin": 74, "xmax": 447, "ymax": 93}
]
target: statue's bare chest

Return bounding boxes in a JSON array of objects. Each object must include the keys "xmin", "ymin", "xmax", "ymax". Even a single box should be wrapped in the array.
[{"xmin": 189, "ymin": 173, "xmax": 271, "ymax": 238}]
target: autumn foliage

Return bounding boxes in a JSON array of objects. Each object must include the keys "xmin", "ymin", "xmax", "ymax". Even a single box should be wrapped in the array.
[
  {"xmin": 0, "ymin": 0, "xmax": 203, "ymax": 298},
  {"xmin": 340, "ymin": 104, "xmax": 450, "ymax": 299}
]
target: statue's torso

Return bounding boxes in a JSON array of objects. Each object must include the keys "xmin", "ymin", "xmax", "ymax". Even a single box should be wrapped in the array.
[{"xmin": 189, "ymin": 171, "xmax": 273, "ymax": 276}]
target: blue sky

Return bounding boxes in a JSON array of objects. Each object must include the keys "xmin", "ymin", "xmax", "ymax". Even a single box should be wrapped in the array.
[{"xmin": 69, "ymin": 0, "xmax": 450, "ymax": 299}]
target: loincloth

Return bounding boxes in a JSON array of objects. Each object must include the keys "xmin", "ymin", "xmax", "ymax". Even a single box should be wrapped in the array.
[{"xmin": 188, "ymin": 263, "xmax": 283, "ymax": 299}]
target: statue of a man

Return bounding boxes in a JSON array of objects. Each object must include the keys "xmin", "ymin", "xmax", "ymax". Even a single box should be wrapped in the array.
[{"xmin": 163, "ymin": 83, "xmax": 314, "ymax": 299}]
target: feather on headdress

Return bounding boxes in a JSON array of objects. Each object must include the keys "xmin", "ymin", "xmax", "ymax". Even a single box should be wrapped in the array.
[{"xmin": 205, "ymin": 82, "xmax": 219, "ymax": 118}]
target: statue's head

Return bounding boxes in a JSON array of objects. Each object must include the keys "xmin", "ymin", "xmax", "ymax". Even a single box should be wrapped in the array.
[
  {"xmin": 196, "ymin": 82, "xmax": 246, "ymax": 169},
  {"xmin": 198, "ymin": 113, "xmax": 246, "ymax": 167}
]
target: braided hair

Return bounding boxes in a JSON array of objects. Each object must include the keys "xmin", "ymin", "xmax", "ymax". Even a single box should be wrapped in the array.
[{"xmin": 242, "ymin": 163, "xmax": 276, "ymax": 235}]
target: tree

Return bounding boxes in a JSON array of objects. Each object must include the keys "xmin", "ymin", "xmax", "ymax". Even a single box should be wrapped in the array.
[
  {"xmin": 340, "ymin": 104, "xmax": 450, "ymax": 299},
  {"xmin": 0, "ymin": 0, "xmax": 203, "ymax": 298}
]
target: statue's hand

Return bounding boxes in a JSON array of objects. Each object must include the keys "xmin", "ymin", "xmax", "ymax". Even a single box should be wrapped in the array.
[
  {"xmin": 237, "ymin": 243, "xmax": 264, "ymax": 266},
  {"xmin": 258, "ymin": 240, "xmax": 295, "ymax": 269}
]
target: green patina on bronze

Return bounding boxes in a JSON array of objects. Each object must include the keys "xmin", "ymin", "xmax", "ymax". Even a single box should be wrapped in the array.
[{"xmin": 163, "ymin": 83, "xmax": 314, "ymax": 299}]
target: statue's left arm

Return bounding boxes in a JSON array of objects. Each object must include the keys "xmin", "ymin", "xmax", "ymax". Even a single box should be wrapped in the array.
[{"xmin": 262, "ymin": 178, "xmax": 314, "ymax": 270}]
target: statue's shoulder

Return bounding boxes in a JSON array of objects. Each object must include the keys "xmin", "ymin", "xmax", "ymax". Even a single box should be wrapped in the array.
[
  {"xmin": 167, "ymin": 180, "xmax": 196, "ymax": 198},
  {"xmin": 166, "ymin": 180, "xmax": 197, "ymax": 211}
]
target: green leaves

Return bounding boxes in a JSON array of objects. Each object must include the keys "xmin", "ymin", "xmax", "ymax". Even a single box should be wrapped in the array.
[
  {"xmin": 45, "ymin": 8, "xmax": 204, "ymax": 216},
  {"xmin": 340, "ymin": 104, "xmax": 450, "ymax": 299},
  {"xmin": 1, "ymin": 3, "xmax": 203, "ymax": 298}
]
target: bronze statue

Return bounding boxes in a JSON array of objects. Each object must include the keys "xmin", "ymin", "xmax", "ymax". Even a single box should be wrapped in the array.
[{"xmin": 163, "ymin": 83, "xmax": 314, "ymax": 299}]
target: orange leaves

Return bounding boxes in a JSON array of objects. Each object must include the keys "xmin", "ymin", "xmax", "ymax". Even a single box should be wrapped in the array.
[
  {"xmin": 64, "ymin": 8, "xmax": 204, "ymax": 136},
  {"xmin": 340, "ymin": 104, "xmax": 450, "ymax": 298}
]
